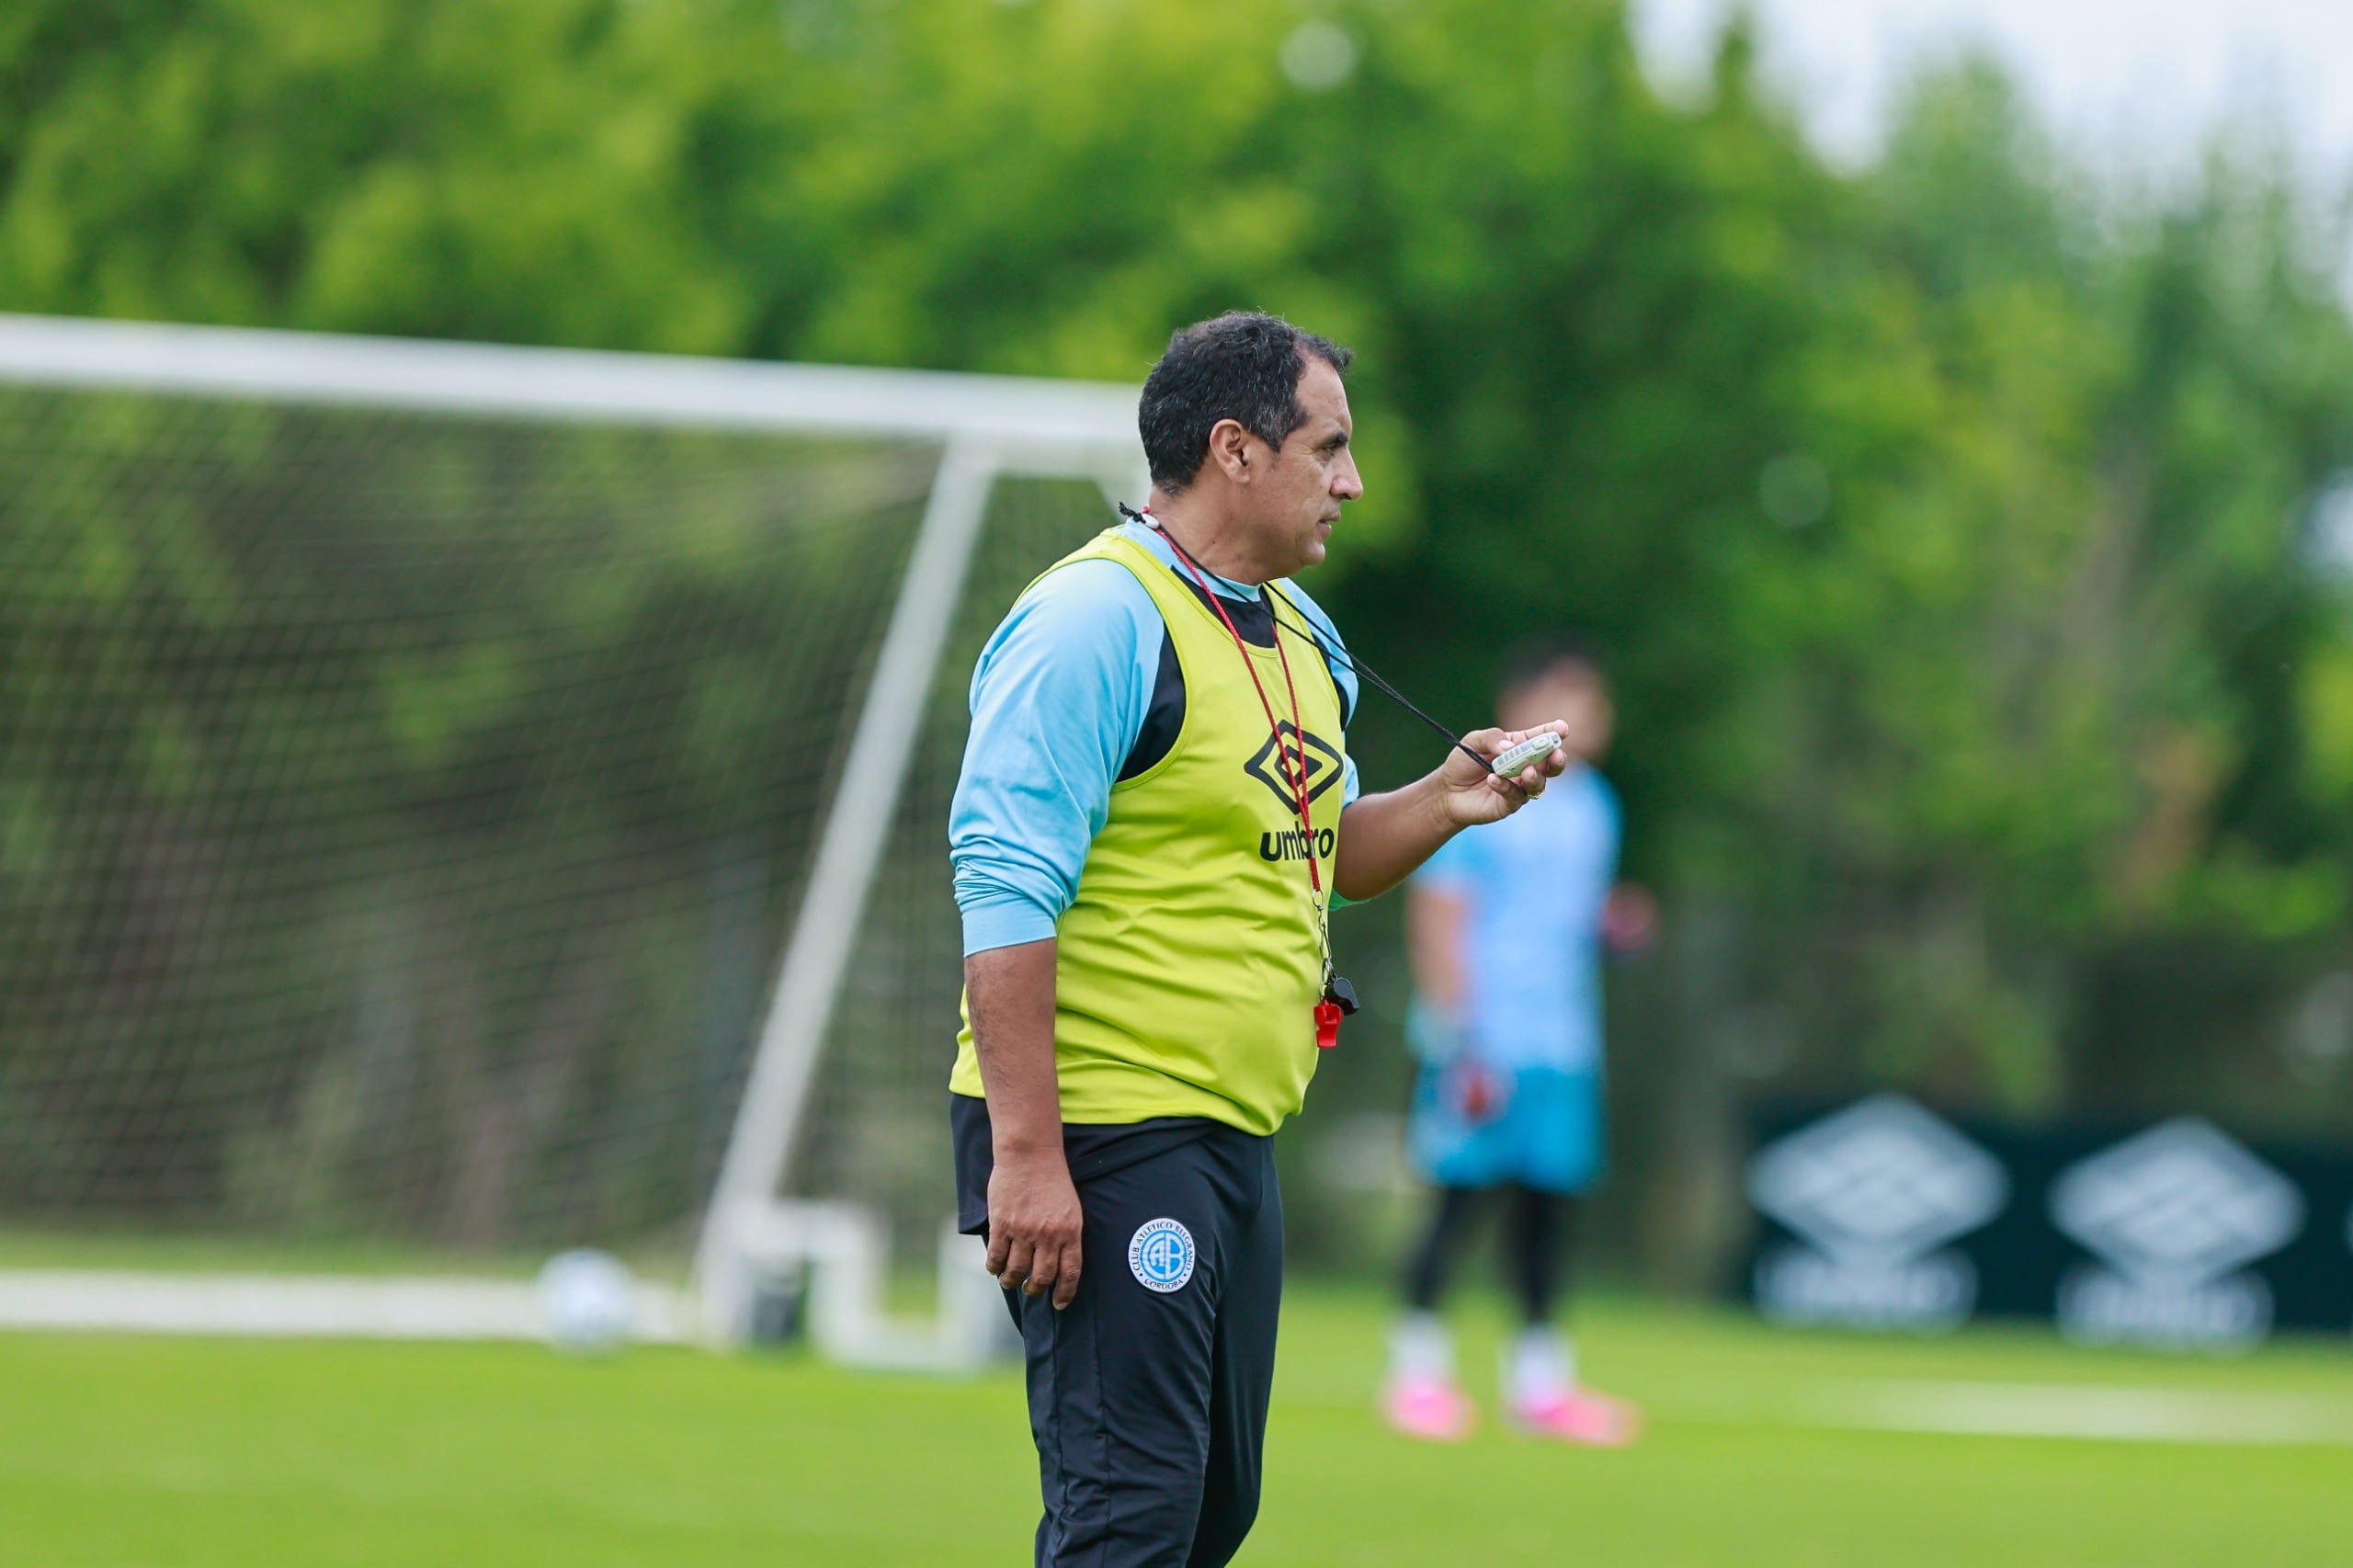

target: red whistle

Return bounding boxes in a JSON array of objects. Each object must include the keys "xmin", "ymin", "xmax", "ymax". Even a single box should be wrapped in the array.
[{"xmin": 1314, "ymin": 999, "xmax": 1343, "ymax": 1050}]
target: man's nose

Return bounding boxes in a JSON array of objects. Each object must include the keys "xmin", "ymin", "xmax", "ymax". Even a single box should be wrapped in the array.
[{"xmin": 1332, "ymin": 453, "xmax": 1364, "ymax": 501}]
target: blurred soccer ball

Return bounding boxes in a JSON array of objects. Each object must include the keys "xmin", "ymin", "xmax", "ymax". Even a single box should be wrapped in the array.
[{"xmin": 537, "ymin": 1248, "xmax": 637, "ymax": 1354}]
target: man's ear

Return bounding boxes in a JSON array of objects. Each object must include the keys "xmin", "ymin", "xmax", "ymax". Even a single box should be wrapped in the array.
[{"xmin": 1206, "ymin": 417, "xmax": 1255, "ymax": 484}]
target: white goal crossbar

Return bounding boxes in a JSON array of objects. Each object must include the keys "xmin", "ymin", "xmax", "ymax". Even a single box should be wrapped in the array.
[
  {"xmin": 0, "ymin": 312, "xmax": 1136, "ymax": 458},
  {"xmin": 0, "ymin": 312, "xmax": 1146, "ymax": 1358}
]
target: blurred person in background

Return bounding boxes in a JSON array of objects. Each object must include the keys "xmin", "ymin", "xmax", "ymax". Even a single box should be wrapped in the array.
[{"xmin": 1382, "ymin": 638, "xmax": 1641, "ymax": 1446}]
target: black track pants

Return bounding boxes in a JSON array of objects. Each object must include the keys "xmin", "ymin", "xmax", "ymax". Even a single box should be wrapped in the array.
[
  {"xmin": 1403, "ymin": 1182, "xmax": 1577, "ymax": 1326},
  {"xmin": 954, "ymin": 1097, "xmax": 1281, "ymax": 1568}
]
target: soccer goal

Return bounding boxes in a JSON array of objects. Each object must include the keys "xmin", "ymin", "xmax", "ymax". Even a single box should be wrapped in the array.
[{"xmin": 0, "ymin": 312, "xmax": 1142, "ymax": 1363}]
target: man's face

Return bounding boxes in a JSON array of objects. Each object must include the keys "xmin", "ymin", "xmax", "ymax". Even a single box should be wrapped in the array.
[{"xmin": 1245, "ymin": 358, "xmax": 1361, "ymax": 574}]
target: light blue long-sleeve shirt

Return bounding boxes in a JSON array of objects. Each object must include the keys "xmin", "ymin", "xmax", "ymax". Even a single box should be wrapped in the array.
[{"xmin": 950, "ymin": 518, "xmax": 1360, "ymax": 956}]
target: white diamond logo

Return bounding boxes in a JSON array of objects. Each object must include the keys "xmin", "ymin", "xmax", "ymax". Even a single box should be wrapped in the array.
[
  {"xmin": 2050, "ymin": 1119, "xmax": 2304, "ymax": 1286},
  {"xmin": 1748, "ymin": 1095, "xmax": 2009, "ymax": 1266}
]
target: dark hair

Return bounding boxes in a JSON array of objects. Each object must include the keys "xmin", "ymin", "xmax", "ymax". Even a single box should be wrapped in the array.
[
  {"xmin": 1138, "ymin": 312, "xmax": 1353, "ymax": 491},
  {"xmin": 1498, "ymin": 635, "xmax": 1605, "ymax": 698}
]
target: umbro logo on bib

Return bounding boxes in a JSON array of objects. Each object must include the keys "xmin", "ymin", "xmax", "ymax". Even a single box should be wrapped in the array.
[
  {"xmin": 1242, "ymin": 722, "xmax": 1343, "ymax": 816},
  {"xmin": 1128, "ymin": 1218, "xmax": 1197, "ymax": 1293}
]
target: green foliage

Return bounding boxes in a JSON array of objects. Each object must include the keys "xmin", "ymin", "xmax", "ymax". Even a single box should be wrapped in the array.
[{"xmin": 5, "ymin": 0, "xmax": 2353, "ymax": 1245}]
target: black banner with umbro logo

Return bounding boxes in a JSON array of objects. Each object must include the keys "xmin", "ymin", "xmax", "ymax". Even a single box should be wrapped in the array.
[{"xmin": 1740, "ymin": 1096, "xmax": 2353, "ymax": 1349}]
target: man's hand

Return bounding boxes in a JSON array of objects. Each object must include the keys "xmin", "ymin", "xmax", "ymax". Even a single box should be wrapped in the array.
[
  {"xmin": 965, "ymin": 937, "xmax": 1083, "ymax": 1310},
  {"xmin": 984, "ymin": 1150, "xmax": 1085, "ymax": 1309},
  {"xmin": 1434, "ymin": 721, "xmax": 1574, "ymax": 828},
  {"xmin": 1333, "ymin": 721, "xmax": 1574, "ymax": 902}
]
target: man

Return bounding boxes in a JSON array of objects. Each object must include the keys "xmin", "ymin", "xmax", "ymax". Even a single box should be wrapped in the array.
[
  {"xmin": 1381, "ymin": 640, "xmax": 1640, "ymax": 1447},
  {"xmin": 949, "ymin": 311, "xmax": 1571, "ymax": 1567}
]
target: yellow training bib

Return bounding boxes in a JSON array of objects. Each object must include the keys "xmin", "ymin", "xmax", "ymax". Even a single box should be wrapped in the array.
[{"xmin": 949, "ymin": 530, "xmax": 1345, "ymax": 1134}]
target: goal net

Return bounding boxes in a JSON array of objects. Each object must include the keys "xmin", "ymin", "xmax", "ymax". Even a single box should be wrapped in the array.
[{"xmin": 0, "ymin": 314, "xmax": 1139, "ymax": 1356}]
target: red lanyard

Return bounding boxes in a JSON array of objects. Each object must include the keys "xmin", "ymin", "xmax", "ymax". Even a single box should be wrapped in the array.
[
  {"xmin": 1151, "ymin": 515, "xmax": 1348, "ymax": 1049},
  {"xmin": 1158, "ymin": 528, "xmax": 1323, "ymax": 894}
]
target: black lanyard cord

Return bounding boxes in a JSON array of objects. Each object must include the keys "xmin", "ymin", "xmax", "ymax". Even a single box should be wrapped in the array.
[{"xmin": 1261, "ymin": 584, "xmax": 1495, "ymax": 778}]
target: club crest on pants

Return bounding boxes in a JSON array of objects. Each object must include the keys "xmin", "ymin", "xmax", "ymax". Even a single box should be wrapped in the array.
[{"xmin": 1128, "ymin": 1217, "xmax": 1197, "ymax": 1293}]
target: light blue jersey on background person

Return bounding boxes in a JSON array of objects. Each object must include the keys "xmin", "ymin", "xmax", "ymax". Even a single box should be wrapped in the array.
[{"xmin": 1406, "ymin": 764, "xmax": 1619, "ymax": 1191}]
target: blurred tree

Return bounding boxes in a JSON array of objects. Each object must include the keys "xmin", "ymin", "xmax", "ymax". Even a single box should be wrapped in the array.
[{"xmin": 3, "ymin": 0, "xmax": 2352, "ymax": 1259}]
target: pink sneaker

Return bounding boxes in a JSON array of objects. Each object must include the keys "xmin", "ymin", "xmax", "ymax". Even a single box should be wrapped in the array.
[
  {"xmin": 1510, "ymin": 1387, "xmax": 1642, "ymax": 1447},
  {"xmin": 1382, "ymin": 1375, "xmax": 1476, "ymax": 1442}
]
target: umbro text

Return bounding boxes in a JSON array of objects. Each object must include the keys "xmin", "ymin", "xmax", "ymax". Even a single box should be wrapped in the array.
[{"xmin": 1258, "ymin": 826, "xmax": 1336, "ymax": 862}]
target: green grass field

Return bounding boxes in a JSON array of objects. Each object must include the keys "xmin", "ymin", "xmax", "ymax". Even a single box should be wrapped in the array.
[{"xmin": 4, "ymin": 1284, "xmax": 2348, "ymax": 1566}]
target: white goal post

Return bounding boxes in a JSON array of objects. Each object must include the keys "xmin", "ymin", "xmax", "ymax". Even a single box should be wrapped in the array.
[{"xmin": 0, "ymin": 312, "xmax": 1146, "ymax": 1358}]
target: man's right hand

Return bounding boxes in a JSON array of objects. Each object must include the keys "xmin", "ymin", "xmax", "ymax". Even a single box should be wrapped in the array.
[
  {"xmin": 967, "ymin": 937, "xmax": 1078, "ymax": 1309},
  {"xmin": 984, "ymin": 1149, "xmax": 1085, "ymax": 1310}
]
